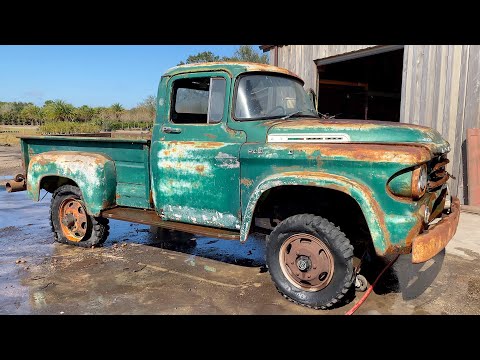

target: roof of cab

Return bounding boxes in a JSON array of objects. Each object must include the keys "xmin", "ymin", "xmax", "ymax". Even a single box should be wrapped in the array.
[{"xmin": 162, "ymin": 61, "xmax": 302, "ymax": 82}]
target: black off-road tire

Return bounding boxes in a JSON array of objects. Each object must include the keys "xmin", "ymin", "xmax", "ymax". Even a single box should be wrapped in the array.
[
  {"xmin": 266, "ymin": 214, "xmax": 355, "ymax": 309},
  {"xmin": 50, "ymin": 185, "xmax": 109, "ymax": 248}
]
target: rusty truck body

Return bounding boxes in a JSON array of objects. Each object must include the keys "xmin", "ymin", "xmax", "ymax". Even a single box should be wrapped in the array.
[{"xmin": 6, "ymin": 62, "xmax": 460, "ymax": 309}]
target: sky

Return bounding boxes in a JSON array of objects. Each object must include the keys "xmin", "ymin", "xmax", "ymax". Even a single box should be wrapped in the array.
[{"xmin": 0, "ymin": 45, "xmax": 239, "ymax": 109}]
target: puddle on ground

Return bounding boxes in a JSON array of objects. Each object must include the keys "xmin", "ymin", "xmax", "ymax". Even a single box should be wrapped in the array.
[{"xmin": 0, "ymin": 187, "xmax": 265, "ymax": 267}]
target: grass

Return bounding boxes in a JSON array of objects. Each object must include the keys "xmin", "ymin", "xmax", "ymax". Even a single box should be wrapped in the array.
[{"xmin": 0, "ymin": 126, "xmax": 39, "ymax": 145}]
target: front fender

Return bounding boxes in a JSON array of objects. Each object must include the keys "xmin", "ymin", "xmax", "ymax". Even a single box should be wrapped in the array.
[
  {"xmin": 27, "ymin": 151, "xmax": 116, "ymax": 216},
  {"xmin": 240, "ymin": 171, "xmax": 390, "ymax": 254}
]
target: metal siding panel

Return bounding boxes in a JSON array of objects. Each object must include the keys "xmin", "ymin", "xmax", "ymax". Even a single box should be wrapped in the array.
[
  {"xmin": 402, "ymin": 45, "xmax": 414, "ymax": 122},
  {"xmin": 447, "ymin": 46, "xmax": 463, "ymax": 182},
  {"xmin": 465, "ymin": 45, "xmax": 480, "ymax": 130},
  {"xmin": 442, "ymin": 46, "xmax": 454, "ymax": 141},
  {"xmin": 452, "ymin": 45, "xmax": 471, "ymax": 203},
  {"xmin": 408, "ymin": 46, "xmax": 419, "ymax": 123},
  {"xmin": 414, "ymin": 46, "xmax": 425, "ymax": 124},
  {"xmin": 419, "ymin": 45, "xmax": 430, "ymax": 125},
  {"xmin": 443, "ymin": 46, "xmax": 462, "ymax": 197},
  {"xmin": 424, "ymin": 46, "xmax": 436, "ymax": 128},
  {"xmin": 436, "ymin": 45, "xmax": 448, "ymax": 135},
  {"xmin": 430, "ymin": 46, "xmax": 442, "ymax": 130}
]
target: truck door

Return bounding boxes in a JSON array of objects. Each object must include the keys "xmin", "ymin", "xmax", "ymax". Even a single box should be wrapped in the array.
[{"xmin": 151, "ymin": 71, "xmax": 245, "ymax": 230}]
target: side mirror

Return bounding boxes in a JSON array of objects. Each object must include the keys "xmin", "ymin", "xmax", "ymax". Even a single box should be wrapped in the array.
[{"xmin": 307, "ymin": 88, "xmax": 317, "ymax": 111}]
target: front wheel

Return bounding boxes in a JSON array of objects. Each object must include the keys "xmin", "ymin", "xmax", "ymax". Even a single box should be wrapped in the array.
[
  {"xmin": 266, "ymin": 214, "xmax": 355, "ymax": 309},
  {"xmin": 50, "ymin": 185, "xmax": 109, "ymax": 248}
]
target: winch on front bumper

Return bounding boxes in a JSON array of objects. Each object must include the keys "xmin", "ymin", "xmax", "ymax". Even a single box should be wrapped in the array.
[{"xmin": 411, "ymin": 196, "xmax": 460, "ymax": 263}]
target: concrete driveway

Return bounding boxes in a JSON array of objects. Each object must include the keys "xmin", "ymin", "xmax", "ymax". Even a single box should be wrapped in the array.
[{"xmin": 1, "ymin": 187, "xmax": 479, "ymax": 315}]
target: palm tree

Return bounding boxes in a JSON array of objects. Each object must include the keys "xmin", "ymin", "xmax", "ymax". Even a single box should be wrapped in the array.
[
  {"xmin": 43, "ymin": 100, "xmax": 75, "ymax": 122},
  {"xmin": 110, "ymin": 103, "xmax": 124, "ymax": 121}
]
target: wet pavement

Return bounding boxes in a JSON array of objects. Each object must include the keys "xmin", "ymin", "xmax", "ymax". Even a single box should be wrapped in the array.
[{"xmin": 1, "ymin": 186, "xmax": 480, "ymax": 315}]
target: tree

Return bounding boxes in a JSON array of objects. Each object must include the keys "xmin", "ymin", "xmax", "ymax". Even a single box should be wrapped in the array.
[
  {"xmin": 110, "ymin": 103, "xmax": 124, "ymax": 120},
  {"xmin": 226, "ymin": 45, "xmax": 269, "ymax": 64},
  {"xmin": 177, "ymin": 51, "xmax": 221, "ymax": 65},
  {"xmin": 75, "ymin": 105, "xmax": 94, "ymax": 122},
  {"xmin": 0, "ymin": 103, "xmax": 15, "ymax": 124},
  {"xmin": 137, "ymin": 95, "xmax": 156, "ymax": 120},
  {"xmin": 178, "ymin": 45, "xmax": 268, "ymax": 66},
  {"xmin": 20, "ymin": 104, "xmax": 42, "ymax": 125},
  {"xmin": 43, "ymin": 100, "xmax": 75, "ymax": 122}
]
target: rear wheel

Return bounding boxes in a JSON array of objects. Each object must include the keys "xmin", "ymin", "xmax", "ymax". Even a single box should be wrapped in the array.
[
  {"xmin": 50, "ymin": 185, "xmax": 109, "ymax": 247},
  {"xmin": 266, "ymin": 214, "xmax": 355, "ymax": 309}
]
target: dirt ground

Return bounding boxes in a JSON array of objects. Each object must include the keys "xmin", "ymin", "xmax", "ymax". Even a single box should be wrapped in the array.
[
  {"xmin": 1, "ymin": 147, "xmax": 480, "ymax": 315},
  {"xmin": 0, "ymin": 146, "xmax": 22, "ymax": 184}
]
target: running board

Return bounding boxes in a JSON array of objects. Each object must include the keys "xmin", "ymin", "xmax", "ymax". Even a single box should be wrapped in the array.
[{"xmin": 101, "ymin": 207, "xmax": 240, "ymax": 240}]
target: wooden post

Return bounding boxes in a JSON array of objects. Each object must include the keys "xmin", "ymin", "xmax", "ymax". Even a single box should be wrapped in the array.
[{"xmin": 467, "ymin": 128, "xmax": 480, "ymax": 206}]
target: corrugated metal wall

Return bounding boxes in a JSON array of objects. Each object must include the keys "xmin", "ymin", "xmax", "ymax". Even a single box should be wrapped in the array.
[
  {"xmin": 401, "ymin": 45, "xmax": 480, "ymax": 204},
  {"xmin": 270, "ymin": 45, "xmax": 480, "ymax": 204}
]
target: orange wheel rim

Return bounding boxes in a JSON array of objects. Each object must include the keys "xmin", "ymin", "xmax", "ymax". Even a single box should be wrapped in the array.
[
  {"xmin": 279, "ymin": 233, "xmax": 335, "ymax": 292},
  {"xmin": 58, "ymin": 197, "xmax": 88, "ymax": 242}
]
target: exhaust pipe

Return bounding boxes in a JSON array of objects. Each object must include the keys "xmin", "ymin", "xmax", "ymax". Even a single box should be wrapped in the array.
[{"xmin": 5, "ymin": 174, "xmax": 26, "ymax": 193}]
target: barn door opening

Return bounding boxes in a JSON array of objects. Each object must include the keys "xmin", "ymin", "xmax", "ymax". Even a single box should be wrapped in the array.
[{"xmin": 315, "ymin": 46, "xmax": 404, "ymax": 122}]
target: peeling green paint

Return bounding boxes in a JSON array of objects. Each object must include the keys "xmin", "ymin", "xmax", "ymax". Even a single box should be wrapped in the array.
[{"xmin": 27, "ymin": 151, "xmax": 116, "ymax": 216}]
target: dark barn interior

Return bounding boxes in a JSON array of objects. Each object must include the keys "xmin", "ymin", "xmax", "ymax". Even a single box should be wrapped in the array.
[{"xmin": 316, "ymin": 48, "xmax": 404, "ymax": 122}]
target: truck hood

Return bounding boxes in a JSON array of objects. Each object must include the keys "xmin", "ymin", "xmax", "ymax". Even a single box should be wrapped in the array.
[{"xmin": 266, "ymin": 118, "xmax": 450, "ymax": 155}]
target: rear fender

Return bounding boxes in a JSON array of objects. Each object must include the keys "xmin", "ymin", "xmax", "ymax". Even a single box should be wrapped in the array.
[{"xmin": 27, "ymin": 151, "xmax": 116, "ymax": 216}]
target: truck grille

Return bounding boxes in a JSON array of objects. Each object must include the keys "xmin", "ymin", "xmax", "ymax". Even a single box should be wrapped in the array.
[{"xmin": 428, "ymin": 155, "xmax": 450, "ymax": 191}]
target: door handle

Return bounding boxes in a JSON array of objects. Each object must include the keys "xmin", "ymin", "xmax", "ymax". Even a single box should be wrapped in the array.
[{"xmin": 162, "ymin": 126, "xmax": 182, "ymax": 134}]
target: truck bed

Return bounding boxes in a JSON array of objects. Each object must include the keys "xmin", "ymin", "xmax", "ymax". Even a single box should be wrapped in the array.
[{"xmin": 20, "ymin": 134, "xmax": 151, "ymax": 209}]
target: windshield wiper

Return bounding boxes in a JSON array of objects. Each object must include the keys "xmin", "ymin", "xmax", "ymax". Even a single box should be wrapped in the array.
[
  {"xmin": 282, "ymin": 111, "xmax": 305, "ymax": 120},
  {"xmin": 282, "ymin": 111, "xmax": 320, "ymax": 120}
]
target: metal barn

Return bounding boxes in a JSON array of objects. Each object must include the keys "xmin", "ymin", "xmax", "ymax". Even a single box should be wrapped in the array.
[{"xmin": 260, "ymin": 45, "xmax": 480, "ymax": 205}]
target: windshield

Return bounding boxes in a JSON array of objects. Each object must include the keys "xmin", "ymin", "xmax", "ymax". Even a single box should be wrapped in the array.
[{"xmin": 234, "ymin": 74, "xmax": 318, "ymax": 121}]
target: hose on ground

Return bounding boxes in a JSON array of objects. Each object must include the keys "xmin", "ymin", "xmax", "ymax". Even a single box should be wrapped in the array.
[{"xmin": 345, "ymin": 254, "xmax": 400, "ymax": 315}]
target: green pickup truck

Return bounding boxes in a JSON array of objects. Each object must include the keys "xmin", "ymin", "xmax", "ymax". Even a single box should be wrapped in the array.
[{"xmin": 6, "ymin": 62, "xmax": 460, "ymax": 309}]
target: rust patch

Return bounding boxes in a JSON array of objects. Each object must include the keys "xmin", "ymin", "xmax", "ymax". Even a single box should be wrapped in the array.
[
  {"xmin": 101, "ymin": 207, "xmax": 240, "ymax": 240},
  {"xmin": 240, "ymin": 178, "xmax": 253, "ymax": 186},
  {"xmin": 412, "ymin": 197, "xmax": 460, "ymax": 263},
  {"xmin": 404, "ymin": 218, "xmax": 423, "ymax": 249},
  {"xmin": 168, "ymin": 141, "xmax": 224, "ymax": 149},
  {"xmin": 271, "ymin": 143, "xmax": 431, "ymax": 164},
  {"xmin": 195, "ymin": 165, "xmax": 205, "ymax": 173},
  {"xmin": 116, "ymin": 194, "xmax": 121, "ymax": 199},
  {"xmin": 204, "ymin": 133, "xmax": 217, "ymax": 139},
  {"xmin": 102, "ymin": 199, "xmax": 112, "ymax": 210},
  {"xmin": 383, "ymin": 244, "xmax": 412, "ymax": 255}
]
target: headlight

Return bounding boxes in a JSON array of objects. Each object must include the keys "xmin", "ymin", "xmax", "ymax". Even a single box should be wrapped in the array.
[
  {"xmin": 387, "ymin": 164, "xmax": 428, "ymax": 199},
  {"xmin": 412, "ymin": 164, "xmax": 428, "ymax": 199}
]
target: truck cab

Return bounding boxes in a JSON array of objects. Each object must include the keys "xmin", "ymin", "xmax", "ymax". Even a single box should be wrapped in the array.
[{"xmin": 7, "ymin": 62, "xmax": 460, "ymax": 310}]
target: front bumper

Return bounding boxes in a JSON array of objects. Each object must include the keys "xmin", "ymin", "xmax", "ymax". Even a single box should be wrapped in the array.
[{"xmin": 411, "ymin": 196, "xmax": 460, "ymax": 263}]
